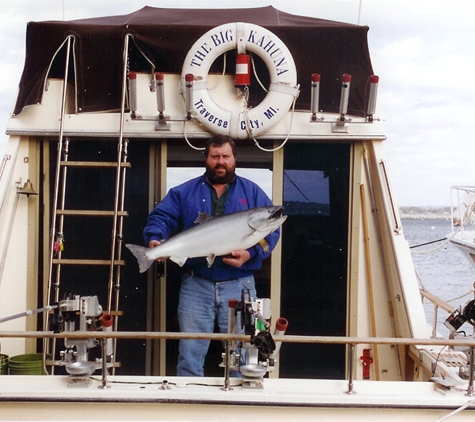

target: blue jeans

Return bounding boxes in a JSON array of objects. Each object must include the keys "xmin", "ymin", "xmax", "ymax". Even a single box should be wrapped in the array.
[{"xmin": 176, "ymin": 273, "xmax": 257, "ymax": 376}]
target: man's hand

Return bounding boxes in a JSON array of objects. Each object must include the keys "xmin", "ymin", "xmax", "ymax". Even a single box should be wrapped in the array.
[
  {"xmin": 223, "ymin": 250, "xmax": 250, "ymax": 268},
  {"xmin": 148, "ymin": 240, "xmax": 163, "ymax": 262}
]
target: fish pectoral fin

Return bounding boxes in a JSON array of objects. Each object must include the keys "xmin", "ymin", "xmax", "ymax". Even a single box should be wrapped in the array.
[
  {"xmin": 169, "ymin": 256, "xmax": 188, "ymax": 267},
  {"xmin": 206, "ymin": 255, "xmax": 216, "ymax": 267}
]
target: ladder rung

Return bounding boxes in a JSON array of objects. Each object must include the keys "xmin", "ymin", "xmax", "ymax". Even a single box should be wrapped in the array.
[
  {"xmin": 60, "ymin": 161, "xmax": 131, "ymax": 168},
  {"xmin": 52, "ymin": 259, "xmax": 126, "ymax": 266},
  {"xmin": 56, "ymin": 210, "xmax": 128, "ymax": 217}
]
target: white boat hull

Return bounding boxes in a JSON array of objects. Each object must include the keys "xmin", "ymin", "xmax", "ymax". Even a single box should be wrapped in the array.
[{"xmin": 449, "ymin": 230, "xmax": 475, "ymax": 270}]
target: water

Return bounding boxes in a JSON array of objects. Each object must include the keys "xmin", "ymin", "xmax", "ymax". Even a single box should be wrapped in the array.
[{"xmin": 402, "ymin": 218, "xmax": 475, "ymax": 337}]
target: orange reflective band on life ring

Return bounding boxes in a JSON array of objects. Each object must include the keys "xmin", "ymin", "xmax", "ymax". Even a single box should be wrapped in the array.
[{"xmin": 181, "ymin": 22, "xmax": 299, "ymax": 139}]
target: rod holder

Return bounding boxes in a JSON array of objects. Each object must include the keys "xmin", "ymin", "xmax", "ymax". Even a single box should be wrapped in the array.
[
  {"xmin": 333, "ymin": 74, "xmax": 351, "ymax": 132},
  {"xmin": 310, "ymin": 73, "xmax": 321, "ymax": 121},
  {"xmin": 128, "ymin": 71, "xmax": 137, "ymax": 118},
  {"xmin": 367, "ymin": 75, "xmax": 379, "ymax": 122},
  {"xmin": 270, "ymin": 317, "xmax": 288, "ymax": 360},
  {"xmin": 155, "ymin": 72, "xmax": 165, "ymax": 116},
  {"xmin": 155, "ymin": 72, "xmax": 170, "ymax": 130},
  {"xmin": 185, "ymin": 73, "xmax": 194, "ymax": 120},
  {"xmin": 338, "ymin": 74, "xmax": 351, "ymax": 118},
  {"xmin": 101, "ymin": 313, "xmax": 113, "ymax": 356}
]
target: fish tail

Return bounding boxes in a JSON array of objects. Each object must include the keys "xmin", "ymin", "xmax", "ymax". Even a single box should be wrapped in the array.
[{"xmin": 125, "ymin": 244, "xmax": 155, "ymax": 273}]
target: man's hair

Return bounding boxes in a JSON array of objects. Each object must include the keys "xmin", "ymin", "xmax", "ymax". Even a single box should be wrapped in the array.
[{"xmin": 205, "ymin": 134, "xmax": 236, "ymax": 157}]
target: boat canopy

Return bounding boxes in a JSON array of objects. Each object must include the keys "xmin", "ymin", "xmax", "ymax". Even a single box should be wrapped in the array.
[{"xmin": 13, "ymin": 6, "xmax": 374, "ymax": 117}]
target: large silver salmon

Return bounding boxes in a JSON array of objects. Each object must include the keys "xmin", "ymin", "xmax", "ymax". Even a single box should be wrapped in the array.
[{"xmin": 126, "ymin": 206, "xmax": 286, "ymax": 273}]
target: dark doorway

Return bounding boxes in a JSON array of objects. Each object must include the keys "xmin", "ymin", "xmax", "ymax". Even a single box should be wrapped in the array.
[
  {"xmin": 280, "ymin": 142, "xmax": 350, "ymax": 379},
  {"xmin": 163, "ymin": 145, "xmax": 274, "ymax": 376}
]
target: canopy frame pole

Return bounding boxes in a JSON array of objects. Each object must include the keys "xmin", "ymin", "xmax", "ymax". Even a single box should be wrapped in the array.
[
  {"xmin": 43, "ymin": 35, "xmax": 74, "ymax": 374},
  {"xmin": 106, "ymin": 33, "xmax": 133, "ymax": 374}
]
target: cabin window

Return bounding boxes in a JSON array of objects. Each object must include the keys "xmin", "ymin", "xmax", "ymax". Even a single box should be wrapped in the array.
[
  {"xmin": 284, "ymin": 169, "xmax": 330, "ymax": 216},
  {"xmin": 167, "ymin": 167, "xmax": 272, "ymax": 198}
]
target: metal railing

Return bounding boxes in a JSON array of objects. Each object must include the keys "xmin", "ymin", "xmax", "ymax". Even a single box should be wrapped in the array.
[{"xmin": 1, "ymin": 329, "xmax": 474, "ymax": 396}]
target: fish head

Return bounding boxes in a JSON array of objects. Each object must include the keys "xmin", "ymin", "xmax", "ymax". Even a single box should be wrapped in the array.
[{"xmin": 248, "ymin": 206, "xmax": 287, "ymax": 232}]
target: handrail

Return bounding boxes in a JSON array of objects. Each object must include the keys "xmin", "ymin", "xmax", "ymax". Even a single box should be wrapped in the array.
[
  {"xmin": 420, "ymin": 286, "xmax": 474, "ymax": 339},
  {"xmin": 379, "ymin": 159, "xmax": 402, "ymax": 234},
  {"xmin": 420, "ymin": 289, "xmax": 456, "ymax": 314},
  {"xmin": 2, "ymin": 330, "xmax": 474, "ymax": 394},
  {"xmin": 1, "ymin": 330, "xmax": 475, "ymax": 347}
]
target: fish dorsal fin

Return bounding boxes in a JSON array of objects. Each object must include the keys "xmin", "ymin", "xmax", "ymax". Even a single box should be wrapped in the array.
[
  {"xmin": 206, "ymin": 255, "xmax": 216, "ymax": 267},
  {"xmin": 194, "ymin": 211, "xmax": 213, "ymax": 224}
]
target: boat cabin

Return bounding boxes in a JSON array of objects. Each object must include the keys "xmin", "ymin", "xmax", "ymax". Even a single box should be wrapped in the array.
[{"xmin": 0, "ymin": 6, "xmax": 429, "ymax": 381}]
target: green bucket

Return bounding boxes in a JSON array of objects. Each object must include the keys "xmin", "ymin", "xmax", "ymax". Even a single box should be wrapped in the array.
[
  {"xmin": 0, "ymin": 354, "xmax": 8, "ymax": 375},
  {"xmin": 8, "ymin": 353, "xmax": 49, "ymax": 375}
]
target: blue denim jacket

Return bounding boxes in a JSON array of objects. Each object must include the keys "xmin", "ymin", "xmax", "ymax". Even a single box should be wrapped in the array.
[{"xmin": 143, "ymin": 173, "xmax": 280, "ymax": 281}]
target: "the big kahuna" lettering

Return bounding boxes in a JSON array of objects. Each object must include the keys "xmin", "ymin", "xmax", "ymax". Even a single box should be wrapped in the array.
[
  {"xmin": 189, "ymin": 29, "xmax": 234, "ymax": 67},
  {"xmin": 246, "ymin": 30, "xmax": 289, "ymax": 76}
]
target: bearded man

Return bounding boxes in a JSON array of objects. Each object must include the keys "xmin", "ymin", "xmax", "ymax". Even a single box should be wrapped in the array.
[{"xmin": 143, "ymin": 134, "xmax": 280, "ymax": 376}]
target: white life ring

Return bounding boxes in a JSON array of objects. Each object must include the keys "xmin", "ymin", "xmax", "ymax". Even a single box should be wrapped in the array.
[{"xmin": 181, "ymin": 22, "xmax": 299, "ymax": 139}]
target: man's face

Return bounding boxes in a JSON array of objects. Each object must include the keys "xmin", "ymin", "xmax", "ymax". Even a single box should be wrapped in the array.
[{"xmin": 205, "ymin": 143, "xmax": 236, "ymax": 184}]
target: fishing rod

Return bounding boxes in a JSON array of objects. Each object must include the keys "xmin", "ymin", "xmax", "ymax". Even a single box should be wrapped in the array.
[{"xmin": 0, "ymin": 304, "xmax": 58, "ymax": 324}]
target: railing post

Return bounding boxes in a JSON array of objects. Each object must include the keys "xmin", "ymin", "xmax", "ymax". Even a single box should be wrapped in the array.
[
  {"xmin": 221, "ymin": 340, "xmax": 232, "ymax": 391},
  {"xmin": 345, "ymin": 343, "xmax": 357, "ymax": 395},
  {"xmin": 432, "ymin": 303, "xmax": 438, "ymax": 338},
  {"xmin": 466, "ymin": 345, "xmax": 474, "ymax": 397},
  {"xmin": 99, "ymin": 338, "xmax": 109, "ymax": 389}
]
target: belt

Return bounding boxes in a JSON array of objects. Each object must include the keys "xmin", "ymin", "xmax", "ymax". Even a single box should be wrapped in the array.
[{"xmin": 186, "ymin": 271, "xmax": 235, "ymax": 283}]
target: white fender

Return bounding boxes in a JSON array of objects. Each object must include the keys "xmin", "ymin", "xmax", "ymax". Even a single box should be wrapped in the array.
[{"xmin": 181, "ymin": 22, "xmax": 299, "ymax": 139}]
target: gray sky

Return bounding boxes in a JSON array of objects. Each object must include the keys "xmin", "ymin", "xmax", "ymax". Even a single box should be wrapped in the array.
[{"xmin": 1, "ymin": 0, "xmax": 474, "ymax": 206}]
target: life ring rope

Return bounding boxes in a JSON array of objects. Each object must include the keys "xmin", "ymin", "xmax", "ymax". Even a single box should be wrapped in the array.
[
  {"xmin": 181, "ymin": 22, "xmax": 300, "ymax": 139},
  {"xmin": 246, "ymin": 89, "xmax": 298, "ymax": 152},
  {"xmin": 269, "ymin": 83, "xmax": 300, "ymax": 96}
]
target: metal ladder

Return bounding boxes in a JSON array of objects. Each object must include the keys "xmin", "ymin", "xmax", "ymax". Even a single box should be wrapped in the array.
[
  {"xmin": 43, "ymin": 35, "xmax": 133, "ymax": 373},
  {"xmin": 48, "ymin": 139, "xmax": 131, "ymax": 306}
]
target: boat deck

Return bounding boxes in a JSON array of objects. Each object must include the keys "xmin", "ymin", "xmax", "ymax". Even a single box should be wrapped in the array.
[{"xmin": 1, "ymin": 375, "xmax": 475, "ymax": 421}]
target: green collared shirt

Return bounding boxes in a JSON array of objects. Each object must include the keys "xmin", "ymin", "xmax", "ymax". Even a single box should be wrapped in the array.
[{"xmin": 208, "ymin": 178, "xmax": 235, "ymax": 216}]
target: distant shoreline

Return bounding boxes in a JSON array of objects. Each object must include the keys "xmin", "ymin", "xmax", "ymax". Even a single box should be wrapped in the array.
[
  {"xmin": 400, "ymin": 214, "xmax": 451, "ymax": 220},
  {"xmin": 399, "ymin": 206, "xmax": 451, "ymax": 220}
]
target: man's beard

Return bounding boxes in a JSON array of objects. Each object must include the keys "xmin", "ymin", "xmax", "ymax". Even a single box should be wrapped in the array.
[{"xmin": 206, "ymin": 164, "xmax": 235, "ymax": 184}]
